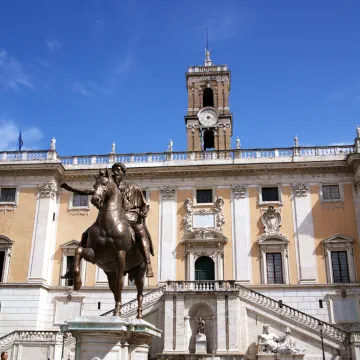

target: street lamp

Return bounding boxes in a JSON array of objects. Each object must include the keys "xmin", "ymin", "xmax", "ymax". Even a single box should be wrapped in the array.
[{"xmin": 318, "ymin": 321, "xmax": 325, "ymax": 360}]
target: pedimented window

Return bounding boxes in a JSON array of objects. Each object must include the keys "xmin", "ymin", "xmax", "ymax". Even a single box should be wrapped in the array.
[
  {"xmin": 322, "ymin": 234, "xmax": 356, "ymax": 283},
  {"xmin": 0, "ymin": 235, "xmax": 13, "ymax": 283},
  {"xmin": 60, "ymin": 240, "xmax": 85, "ymax": 286}
]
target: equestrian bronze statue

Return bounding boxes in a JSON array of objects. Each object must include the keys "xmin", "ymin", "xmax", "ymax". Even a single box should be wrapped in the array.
[{"xmin": 61, "ymin": 162, "xmax": 154, "ymax": 318}]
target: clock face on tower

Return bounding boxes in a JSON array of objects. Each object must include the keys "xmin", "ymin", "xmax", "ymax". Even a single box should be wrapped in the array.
[{"xmin": 197, "ymin": 107, "xmax": 218, "ymax": 127}]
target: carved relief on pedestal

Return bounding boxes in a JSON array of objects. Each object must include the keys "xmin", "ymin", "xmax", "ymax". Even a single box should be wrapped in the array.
[
  {"xmin": 292, "ymin": 183, "xmax": 308, "ymax": 197},
  {"xmin": 38, "ymin": 183, "xmax": 58, "ymax": 199},
  {"xmin": 232, "ymin": 185, "xmax": 247, "ymax": 199}
]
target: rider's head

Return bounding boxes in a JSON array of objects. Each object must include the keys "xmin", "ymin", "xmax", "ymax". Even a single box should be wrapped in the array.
[{"xmin": 111, "ymin": 162, "xmax": 126, "ymax": 182}]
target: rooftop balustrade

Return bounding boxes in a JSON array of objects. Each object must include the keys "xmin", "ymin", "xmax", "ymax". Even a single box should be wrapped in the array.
[{"xmin": 0, "ymin": 145, "xmax": 354, "ymax": 169}]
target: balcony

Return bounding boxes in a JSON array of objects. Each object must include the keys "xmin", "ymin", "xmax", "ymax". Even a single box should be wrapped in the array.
[{"xmin": 165, "ymin": 280, "xmax": 236, "ymax": 292}]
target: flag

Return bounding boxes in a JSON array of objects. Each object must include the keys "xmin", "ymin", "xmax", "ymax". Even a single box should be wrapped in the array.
[{"xmin": 18, "ymin": 131, "xmax": 23, "ymax": 151}]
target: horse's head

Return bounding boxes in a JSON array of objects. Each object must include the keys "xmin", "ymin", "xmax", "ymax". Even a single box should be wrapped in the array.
[{"xmin": 91, "ymin": 169, "xmax": 114, "ymax": 209}]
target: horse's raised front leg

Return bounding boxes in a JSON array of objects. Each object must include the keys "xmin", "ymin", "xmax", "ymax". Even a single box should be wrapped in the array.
[
  {"xmin": 73, "ymin": 246, "xmax": 95, "ymax": 291},
  {"xmin": 114, "ymin": 250, "xmax": 126, "ymax": 316}
]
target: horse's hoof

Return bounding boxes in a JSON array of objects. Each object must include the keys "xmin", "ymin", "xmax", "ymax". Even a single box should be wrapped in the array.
[
  {"xmin": 146, "ymin": 267, "xmax": 154, "ymax": 277},
  {"xmin": 137, "ymin": 309, "xmax": 143, "ymax": 319},
  {"xmin": 114, "ymin": 303, "xmax": 122, "ymax": 316}
]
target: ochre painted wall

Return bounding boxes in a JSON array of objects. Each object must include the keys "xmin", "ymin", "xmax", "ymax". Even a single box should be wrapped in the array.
[
  {"xmin": 52, "ymin": 191, "xmax": 98, "ymax": 286},
  {"xmin": 249, "ymin": 186, "xmax": 298, "ymax": 285},
  {"xmin": 176, "ymin": 190, "xmax": 191, "ymax": 281},
  {"xmin": 282, "ymin": 186, "xmax": 298, "ymax": 283},
  {"xmin": 53, "ymin": 189, "xmax": 161, "ymax": 287},
  {"xmin": 249, "ymin": 187, "xmax": 261, "ymax": 284},
  {"xmin": 0, "ymin": 188, "xmax": 37, "ymax": 283},
  {"xmin": 311, "ymin": 184, "xmax": 360, "ymax": 283},
  {"xmin": 148, "ymin": 190, "xmax": 160, "ymax": 286},
  {"xmin": 216, "ymin": 188, "xmax": 233, "ymax": 280}
]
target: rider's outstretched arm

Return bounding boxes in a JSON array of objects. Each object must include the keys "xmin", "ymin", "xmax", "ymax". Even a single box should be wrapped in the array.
[{"xmin": 61, "ymin": 183, "xmax": 95, "ymax": 195}]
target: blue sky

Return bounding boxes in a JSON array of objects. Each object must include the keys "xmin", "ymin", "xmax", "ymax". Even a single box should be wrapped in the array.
[{"xmin": 1, "ymin": 1, "xmax": 360, "ymax": 155}]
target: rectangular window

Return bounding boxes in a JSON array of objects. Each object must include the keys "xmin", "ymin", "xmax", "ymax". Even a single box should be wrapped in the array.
[
  {"xmin": 65, "ymin": 256, "xmax": 75, "ymax": 286},
  {"xmin": 196, "ymin": 189, "xmax": 213, "ymax": 204},
  {"xmin": 0, "ymin": 188, "xmax": 16, "ymax": 203},
  {"xmin": 331, "ymin": 251, "xmax": 350, "ymax": 283},
  {"xmin": 266, "ymin": 253, "xmax": 284, "ymax": 284},
  {"xmin": 261, "ymin": 187, "xmax": 279, "ymax": 202},
  {"xmin": 73, "ymin": 194, "xmax": 88, "ymax": 207},
  {"xmin": 323, "ymin": 185, "xmax": 340, "ymax": 201},
  {"xmin": 0, "ymin": 250, "xmax": 5, "ymax": 282}
]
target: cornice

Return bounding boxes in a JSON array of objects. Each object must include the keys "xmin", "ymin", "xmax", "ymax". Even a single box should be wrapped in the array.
[
  {"xmin": 0, "ymin": 158, "xmax": 353, "ymax": 182},
  {"xmin": 0, "ymin": 162, "xmax": 65, "ymax": 176}
]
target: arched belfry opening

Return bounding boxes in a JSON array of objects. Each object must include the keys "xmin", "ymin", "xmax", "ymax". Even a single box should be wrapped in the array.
[
  {"xmin": 195, "ymin": 256, "xmax": 215, "ymax": 280},
  {"xmin": 203, "ymin": 130, "xmax": 215, "ymax": 150},
  {"xmin": 203, "ymin": 87, "xmax": 214, "ymax": 107}
]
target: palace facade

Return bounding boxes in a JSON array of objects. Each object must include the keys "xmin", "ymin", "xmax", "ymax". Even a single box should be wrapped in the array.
[{"xmin": 1, "ymin": 51, "xmax": 360, "ymax": 359}]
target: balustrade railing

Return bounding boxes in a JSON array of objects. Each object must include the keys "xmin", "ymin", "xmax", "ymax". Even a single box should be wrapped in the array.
[
  {"xmin": 188, "ymin": 65, "xmax": 228, "ymax": 73},
  {"xmin": 165, "ymin": 280, "xmax": 236, "ymax": 292},
  {"xmin": 0, "ymin": 145, "xmax": 354, "ymax": 166},
  {"xmin": 0, "ymin": 330, "xmax": 74, "ymax": 351},
  {"xmin": 237, "ymin": 285, "xmax": 348, "ymax": 343},
  {"xmin": 0, "ymin": 150, "xmax": 51, "ymax": 162},
  {"xmin": 100, "ymin": 286, "xmax": 165, "ymax": 317}
]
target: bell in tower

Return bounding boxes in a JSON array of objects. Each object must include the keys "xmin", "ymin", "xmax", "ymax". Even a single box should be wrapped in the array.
[{"xmin": 184, "ymin": 49, "xmax": 232, "ymax": 152}]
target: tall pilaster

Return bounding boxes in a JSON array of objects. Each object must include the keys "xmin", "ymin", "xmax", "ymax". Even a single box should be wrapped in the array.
[
  {"xmin": 163, "ymin": 295, "xmax": 174, "ymax": 352},
  {"xmin": 175, "ymin": 295, "xmax": 185, "ymax": 352},
  {"xmin": 292, "ymin": 183, "xmax": 318, "ymax": 283},
  {"xmin": 159, "ymin": 187, "xmax": 176, "ymax": 281},
  {"xmin": 216, "ymin": 295, "xmax": 227, "ymax": 353},
  {"xmin": 28, "ymin": 183, "xmax": 59, "ymax": 284},
  {"xmin": 231, "ymin": 185, "xmax": 252, "ymax": 283}
]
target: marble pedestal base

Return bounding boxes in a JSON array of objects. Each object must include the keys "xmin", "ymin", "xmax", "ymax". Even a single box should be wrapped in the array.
[
  {"xmin": 257, "ymin": 354, "xmax": 305, "ymax": 360},
  {"xmin": 195, "ymin": 333, "xmax": 207, "ymax": 354},
  {"xmin": 61, "ymin": 316, "xmax": 161, "ymax": 360}
]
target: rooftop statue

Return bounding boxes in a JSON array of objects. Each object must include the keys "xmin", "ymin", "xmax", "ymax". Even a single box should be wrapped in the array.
[{"xmin": 61, "ymin": 162, "xmax": 154, "ymax": 318}]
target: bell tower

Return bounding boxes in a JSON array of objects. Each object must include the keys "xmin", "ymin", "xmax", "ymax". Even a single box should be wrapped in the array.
[{"xmin": 185, "ymin": 49, "xmax": 232, "ymax": 152}]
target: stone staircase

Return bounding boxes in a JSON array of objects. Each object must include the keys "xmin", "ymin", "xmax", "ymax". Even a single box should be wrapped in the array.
[
  {"xmin": 100, "ymin": 285, "xmax": 166, "ymax": 317},
  {"xmin": 237, "ymin": 284, "xmax": 348, "ymax": 343},
  {"xmin": 2, "ymin": 282, "xmax": 359, "ymax": 358},
  {"xmin": 0, "ymin": 330, "xmax": 74, "ymax": 358}
]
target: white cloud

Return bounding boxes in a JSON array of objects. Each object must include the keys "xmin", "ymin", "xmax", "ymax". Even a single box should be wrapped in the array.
[
  {"xmin": 116, "ymin": 54, "xmax": 133, "ymax": 75},
  {"xmin": 0, "ymin": 50, "xmax": 33, "ymax": 92},
  {"xmin": 46, "ymin": 37, "xmax": 62, "ymax": 52},
  {"xmin": 0, "ymin": 118, "xmax": 43, "ymax": 151},
  {"xmin": 198, "ymin": 7, "xmax": 256, "ymax": 43},
  {"xmin": 73, "ymin": 81, "xmax": 111, "ymax": 97}
]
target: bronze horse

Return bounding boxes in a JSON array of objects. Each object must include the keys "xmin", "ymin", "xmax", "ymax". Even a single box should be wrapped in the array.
[{"xmin": 72, "ymin": 169, "xmax": 146, "ymax": 318}]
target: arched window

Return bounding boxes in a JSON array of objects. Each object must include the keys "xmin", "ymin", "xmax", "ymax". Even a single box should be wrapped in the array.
[
  {"xmin": 203, "ymin": 88, "xmax": 214, "ymax": 107},
  {"xmin": 195, "ymin": 256, "xmax": 215, "ymax": 280},
  {"xmin": 203, "ymin": 129, "xmax": 215, "ymax": 150}
]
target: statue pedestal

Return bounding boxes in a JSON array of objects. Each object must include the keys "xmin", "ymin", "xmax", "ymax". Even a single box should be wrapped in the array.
[
  {"xmin": 195, "ymin": 333, "xmax": 207, "ymax": 354},
  {"xmin": 61, "ymin": 316, "xmax": 161, "ymax": 360},
  {"xmin": 257, "ymin": 354, "xmax": 305, "ymax": 360}
]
